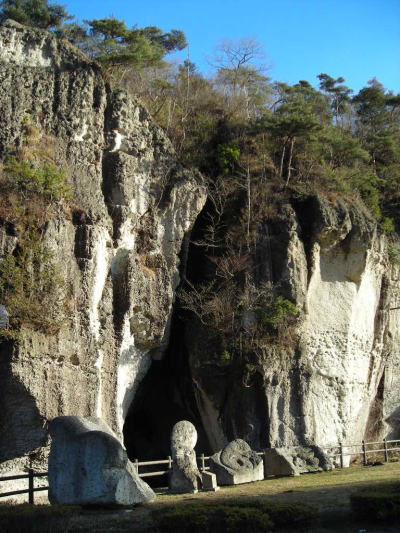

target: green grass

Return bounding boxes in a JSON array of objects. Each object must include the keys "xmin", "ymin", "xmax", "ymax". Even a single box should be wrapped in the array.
[
  {"xmin": 3, "ymin": 463, "xmax": 400, "ymax": 532},
  {"xmin": 155, "ymin": 500, "xmax": 316, "ymax": 532},
  {"xmin": 0, "ymin": 504, "xmax": 78, "ymax": 533},
  {"xmin": 151, "ymin": 462, "xmax": 400, "ymax": 533},
  {"xmin": 351, "ymin": 482, "xmax": 400, "ymax": 523}
]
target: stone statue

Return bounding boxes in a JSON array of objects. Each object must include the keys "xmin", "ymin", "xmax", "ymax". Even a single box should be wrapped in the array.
[
  {"xmin": 169, "ymin": 420, "xmax": 202, "ymax": 493},
  {"xmin": 48, "ymin": 416, "xmax": 155, "ymax": 505},
  {"xmin": 209, "ymin": 438, "xmax": 264, "ymax": 485}
]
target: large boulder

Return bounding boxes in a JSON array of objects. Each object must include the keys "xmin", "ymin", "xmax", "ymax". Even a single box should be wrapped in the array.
[
  {"xmin": 264, "ymin": 445, "xmax": 333, "ymax": 477},
  {"xmin": 48, "ymin": 416, "xmax": 155, "ymax": 505},
  {"xmin": 169, "ymin": 420, "xmax": 202, "ymax": 493},
  {"xmin": 209, "ymin": 439, "xmax": 264, "ymax": 485}
]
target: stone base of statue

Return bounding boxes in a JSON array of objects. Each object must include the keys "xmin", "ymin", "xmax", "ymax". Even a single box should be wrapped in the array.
[{"xmin": 201, "ymin": 471, "xmax": 219, "ymax": 491}]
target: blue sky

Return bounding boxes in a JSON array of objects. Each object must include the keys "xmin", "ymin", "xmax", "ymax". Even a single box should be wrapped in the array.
[{"xmin": 65, "ymin": 0, "xmax": 400, "ymax": 94}]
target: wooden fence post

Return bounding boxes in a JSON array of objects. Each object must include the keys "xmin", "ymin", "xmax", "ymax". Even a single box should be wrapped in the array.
[
  {"xmin": 339, "ymin": 442, "xmax": 344, "ymax": 469},
  {"xmin": 28, "ymin": 469, "xmax": 34, "ymax": 504},
  {"xmin": 168, "ymin": 455, "xmax": 172, "ymax": 469},
  {"xmin": 384, "ymin": 438, "xmax": 389, "ymax": 463},
  {"xmin": 362, "ymin": 440, "xmax": 367, "ymax": 466},
  {"xmin": 200, "ymin": 453, "xmax": 205, "ymax": 472},
  {"xmin": 134, "ymin": 459, "xmax": 139, "ymax": 475}
]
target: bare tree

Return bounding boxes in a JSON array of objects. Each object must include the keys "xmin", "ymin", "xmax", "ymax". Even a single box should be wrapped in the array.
[{"xmin": 211, "ymin": 37, "xmax": 270, "ymax": 118}]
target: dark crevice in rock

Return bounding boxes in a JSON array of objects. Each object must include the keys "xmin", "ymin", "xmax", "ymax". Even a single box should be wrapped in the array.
[
  {"xmin": 122, "ymin": 219, "xmax": 209, "ymax": 462},
  {"xmin": 365, "ymin": 369, "xmax": 385, "ymax": 441},
  {"xmin": 52, "ymin": 70, "xmax": 61, "ymax": 116},
  {"xmin": 111, "ymin": 248, "xmax": 131, "ymax": 339},
  {"xmin": 291, "ymin": 196, "xmax": 317, "ymax": 284},
  {"xmin": 291, "ymin": 350, "xmax": 310, "ymax": 446},
  {"xmin": 122, "ymin": 307, "xmax": 210, "ymax": 463}
]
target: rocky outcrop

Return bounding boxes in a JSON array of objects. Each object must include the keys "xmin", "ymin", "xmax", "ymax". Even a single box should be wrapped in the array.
[
  {"xmin": 183, "ymin": 197, "xmax": 400, "ymax": 453},
  {"xmin": 48, "ymin": 416, "xmax": 155, "ymax": 505},
  {"xmin": 0, "ymin": 20, "xmax": 206, "ymax": 478},
  {"xmin": 1, "ymin": 20, "xmax": 400, "ymax": 483}
]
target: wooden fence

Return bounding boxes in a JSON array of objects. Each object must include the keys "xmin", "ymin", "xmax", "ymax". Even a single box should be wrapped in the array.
[
  {"xmin": 0, "ymin": 469, "xmax": 48, "ymax": 504},
  {"xmin": 1, "ymin": 438, "xmax": 399, "ymax": 504}
]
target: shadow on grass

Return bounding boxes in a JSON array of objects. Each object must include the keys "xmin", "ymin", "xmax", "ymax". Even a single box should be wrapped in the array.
[
  {"xmin": 1, "ymin": 465, "xmax": 400, "ymax": 532},
  {"xmin": 152, "ymin": 465, "xmax": 400, "ymax": 533}
]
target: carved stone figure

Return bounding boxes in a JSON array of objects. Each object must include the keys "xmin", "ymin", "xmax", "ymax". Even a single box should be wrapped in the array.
[
  {"xmin": 264, "ymin": 445, "xmax": 333, "ymax": 477},
  {"xmin": 48, "ymin": 416, "xmax": 155, "ymax": 505},
  {"xmin": 209, "ymin": 438, "xmax": 264, "ymax": 485},
  {"xmin": 169, "ymin": 420, "xmax": 202, "ymax": 493}
]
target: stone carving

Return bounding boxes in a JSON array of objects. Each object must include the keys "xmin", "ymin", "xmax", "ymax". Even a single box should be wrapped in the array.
[
  {"xmin": 169, "ymin": 420, "xmax": 202, "ymax": 493},
  {"xmin": 264, "ymin": 446, "xmax": 333, "ymax": 477},
  {"xmin": 48, "ymin": 416, "xmax": 155, "ymax": 505},
  {"xmin": 209, "ymin": 439, "xmax": 264, "ymax": 485}
]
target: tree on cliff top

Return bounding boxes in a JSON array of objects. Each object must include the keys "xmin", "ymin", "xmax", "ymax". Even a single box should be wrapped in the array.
[
  {"xmin": 0, "ymin": 0, "xmax": 72, "ymax": 29},
  {"xmin": 80, "ymin": 18, "xmax": 187, "ymax": 69}
]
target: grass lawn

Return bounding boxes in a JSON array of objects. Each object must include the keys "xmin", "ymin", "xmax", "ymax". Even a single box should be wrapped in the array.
[
  {"xmin": 150, "ymin": 461, "xmax": 400, "ymax": 532},
  {"xmin": 2, "ymin": 462, "xmax": 400, "ymax": 531}
]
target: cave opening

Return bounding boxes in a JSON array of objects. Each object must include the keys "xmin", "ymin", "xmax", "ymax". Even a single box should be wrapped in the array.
[
  {"xmin": 122, "ymin": 210, "xmax": 214, "ymax": 464},
  {"xmin": 122, "ymin": 308, "xmax": 211, "ymax": 463}
]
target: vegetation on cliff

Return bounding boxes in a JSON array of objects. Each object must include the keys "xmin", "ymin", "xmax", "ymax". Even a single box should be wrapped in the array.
[
  {"xmin": 0, "ymin": 121, "xmax": 70, "ymax": 336},
  {"xmin": 0, "ymin": 1, "xmax": 399, "ymax": 356}
]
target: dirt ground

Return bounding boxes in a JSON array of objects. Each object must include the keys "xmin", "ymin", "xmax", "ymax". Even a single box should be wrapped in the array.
[{"xmin": 68, "ymin": 462, "xmax": 400, "ymax": 532}]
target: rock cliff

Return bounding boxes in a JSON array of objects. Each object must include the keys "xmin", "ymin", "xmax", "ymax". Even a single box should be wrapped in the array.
[
  {"xmin": 0, "ymin": 20, "xmax": 206, "ymax": 475},
  {"xmin": 179, "ymin": 197, "xmax": 400, "ymax": 455},
  {"xmin": 0, "ymin": 21, "xmax": 400, "ymax": 480},
  {"xmin": 126, "ymin": 197, "xmax": 400, "ymax": 461}
]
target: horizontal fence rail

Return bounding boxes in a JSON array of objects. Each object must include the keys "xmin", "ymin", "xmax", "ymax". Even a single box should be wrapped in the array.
[
  {"xmin": 0, "ymin": 469, "xmax": 48, "ymax": 504},
  {"xmin": 1, "ymin": 438, "xmax": 400, "ymax": 503}
]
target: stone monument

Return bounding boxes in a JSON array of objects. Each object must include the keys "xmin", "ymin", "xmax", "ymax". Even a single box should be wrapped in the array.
[
  {"xmin": 264, "ymin": 445, "xmax": 333, "ymax": 477},
  {"xmin": 48, "ymin": 416, "xmax": 155, "ymax": 505},
  {"xmin": 209, "ymin": 438, "xmax": 264, "ymax": 485},
  {"xmin": 169, "ymin": 420, "xmax": 203, "ymax": 493}
]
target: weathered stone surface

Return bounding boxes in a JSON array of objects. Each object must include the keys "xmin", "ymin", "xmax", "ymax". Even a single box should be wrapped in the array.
[
  {"xmin": 264, "ymin": 446, "xmax": 333, "ymax": 477},
  {"xmin": 0, "ymin": 20, "xmax": 206, "ymax": 474},
  {"xmin": 184, "ymin": 197, "xmax": 400, "ymax": 453},
  {"xmin": 169, "ymin": 420, "xmax": 201, "ymax": 493},
  {"xmin": 209, "ymin": 439, "xmax": 264, "ymax": 485},
  {"xmin": 48, "ymin": 416, "xmax": 155, "ymax": 505}
]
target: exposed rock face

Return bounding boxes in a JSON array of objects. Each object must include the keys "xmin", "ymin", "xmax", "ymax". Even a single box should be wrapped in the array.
[
  {"xmin": 48, "ymin": 416, "xmax": 155, "ymax": 505},
  {"xmin": 184, "ymin": 197, "xmax": 400, "ymax": 453},
  {"xmin": 1, "ymin": 20, "xmax": 400, "ymax": 481},
  {"xmin": 0, "ymin": 20, "xmax": 206, "ymax": 475}
]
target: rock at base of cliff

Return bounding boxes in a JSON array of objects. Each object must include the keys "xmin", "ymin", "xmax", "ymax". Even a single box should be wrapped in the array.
[
  {"xmin": 169, "ymin": 420, "xmax": 202, "ymax": 493},
  {"xmin": 48, "ymin": 416, "xmax": 155, "ymax": 505},
  {"xmin": 264, "ymin": 446, "xmax": 333, "ymax": 477},
  {"xmin": 209, "ymin": 439, "xmax": 264, "ymax": 486}
]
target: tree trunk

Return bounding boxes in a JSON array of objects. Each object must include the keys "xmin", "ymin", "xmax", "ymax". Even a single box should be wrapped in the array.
[
  {"xmin": 246, "ymin": 163, "xmax": 251, "ymax": 252},
  {"xmin": 279, "ymin": 141, "xmax": 286, "ymax": 178},
  {"xmin": 285, "ymin": 137, "xmax": 295, "ymax": 187}
]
